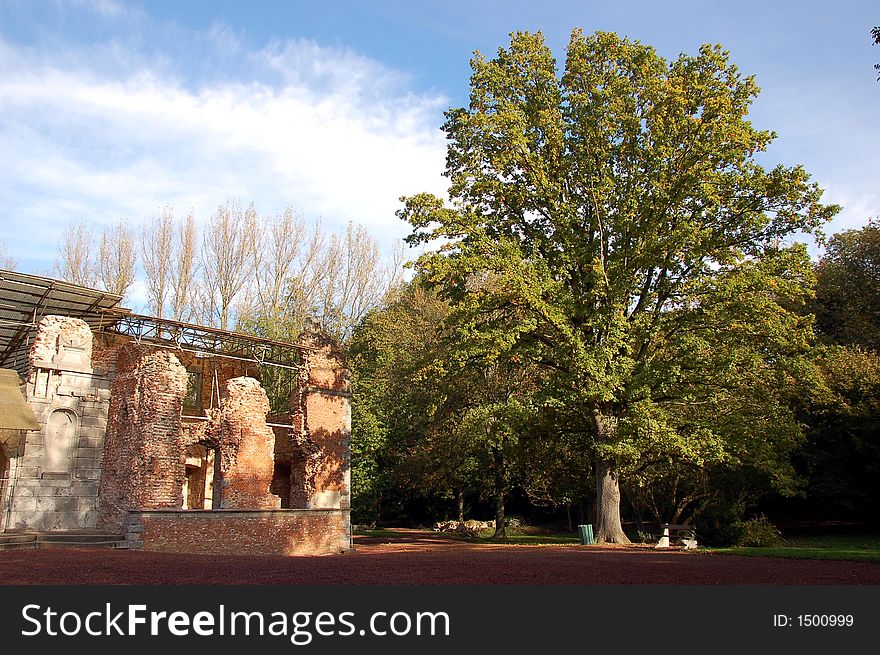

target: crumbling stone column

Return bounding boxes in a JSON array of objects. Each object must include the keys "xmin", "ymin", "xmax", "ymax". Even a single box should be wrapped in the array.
[
  {"xmin": 294, "ymin": 331, "xmax": 351, "ymax": 510},
  {"xmin": 98, "ymin": 344, "xmax": 188, "ymax": 531},
  {"xmin": 208, "ymin": 377, "xmax": 280, "ymax": 510}
]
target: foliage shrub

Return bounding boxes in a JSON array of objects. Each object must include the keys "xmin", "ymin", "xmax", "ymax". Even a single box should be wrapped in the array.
[
  {"xmin": 694, "ymin": 497, "xmax": 746, "ymax": 546},
  {"xmin": 737, "ymin": 516, "xmax": 785, "ymax": 547},
  {"xmin": 635, "ymin": 529, "xmax": 659, "ymax": 544}
]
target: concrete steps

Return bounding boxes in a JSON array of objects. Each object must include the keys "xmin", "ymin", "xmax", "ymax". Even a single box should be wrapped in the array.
[{"xmin": 0, "ymin": 531, "xmax": 128, "ymax": 551}]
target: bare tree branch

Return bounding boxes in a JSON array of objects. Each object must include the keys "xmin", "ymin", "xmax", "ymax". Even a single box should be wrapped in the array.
[
  {"xmin": 141, "ymin": 206, "xmax": 174, "ymax": 318},
  {"xmin": 54, "ymin": 220, "xmax": 97, "ymax": 288}
]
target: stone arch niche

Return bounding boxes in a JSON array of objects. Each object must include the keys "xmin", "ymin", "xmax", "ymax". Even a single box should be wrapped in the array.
[
  {"xmin": 0, "ymin": 443, "xmax": 8, "ymax": 478},
  {"xmin": 0, "ymin": 441, "xmax": 9, "ymax": 495},
  {"xmin": 43, "ymin": 409, "xmax": 77, "ymax": 476},
  {"xmin": 0, "ymin": 442, "xmax": 8, "ymax": 531}
]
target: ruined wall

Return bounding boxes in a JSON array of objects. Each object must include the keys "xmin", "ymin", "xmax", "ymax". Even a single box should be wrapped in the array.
[
  {"xmin": 3, "ymin": 316, "xmax": 110, "ymax": 531},
  {"xmin": 97, "ymin": 344, "xmax": 188, "ymax": 531},
  {"xmin": 207, "ymin": 377, "xmax": 280, "ymax": 510},
  {"xmin": 293, "ymin": 332, "xmax": 352, "ymax": 510},
  {"xmin": 94, "ymin": 335, "xmax": 286, "ymax": 517},
  {"xmin": 4, "ymin": 312, "xmax": 351, "ymax": 547},
  {"xmin": 128, "ymin": 509, "xmax": 351, "ymax": 555},
  {"xmin": 92, "ymin": 333, "xmax": 260, "ymax": 416},
  {"xmin": 127, "ymin": 508, "xmax": 351, "ymax": 555}
]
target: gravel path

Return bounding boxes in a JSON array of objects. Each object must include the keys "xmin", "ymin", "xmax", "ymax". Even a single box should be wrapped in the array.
[{"xmin": 2, "ymin": 530, "xmax": 878, "ymax": 585}]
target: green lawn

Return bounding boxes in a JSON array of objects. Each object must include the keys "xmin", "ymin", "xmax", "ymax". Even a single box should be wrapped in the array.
[
  {"xmin": 354, "ymin": 528, "xmax": 405, "ymax": 539},
  {"xmin": 706, "ymin": 532, "xmax": 880, "ymax": 562},
  {"xmin": 354, "ymin": 527, "xmax": 880, "ymax": 561}
]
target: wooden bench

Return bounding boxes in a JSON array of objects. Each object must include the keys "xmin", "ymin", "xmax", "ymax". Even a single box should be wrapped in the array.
[{"xmin": 655, "ymin": 523, "xmax": 697, "ymax": 549}]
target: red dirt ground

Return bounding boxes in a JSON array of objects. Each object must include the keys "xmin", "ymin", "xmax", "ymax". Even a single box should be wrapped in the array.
[{"xmin": 1, "ymin": 530, "xmax": 878, "ymax": 585}]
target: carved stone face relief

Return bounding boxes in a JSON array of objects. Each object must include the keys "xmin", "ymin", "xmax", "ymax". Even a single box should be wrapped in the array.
[
  {"xmin": 44, "ymin": 409, "xmax": 77, "ymax": 473},
  {"xmin": 50, "ymin": 323, "xmax": 93, "ymax": 372},
  {"xmin": 59, "ymin": 331, "xmax": 89, "ymax": 350}
]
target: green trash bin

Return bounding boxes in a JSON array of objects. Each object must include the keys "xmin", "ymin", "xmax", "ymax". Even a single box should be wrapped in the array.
[{"xmin": 577, "ymin": 524, "xmax": 595, "ymax": 545}]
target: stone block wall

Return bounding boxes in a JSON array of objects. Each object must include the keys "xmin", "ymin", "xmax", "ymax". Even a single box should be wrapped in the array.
[{"xmin": 2, "ymin": 316, "xmax": 111, "ymax": 531}]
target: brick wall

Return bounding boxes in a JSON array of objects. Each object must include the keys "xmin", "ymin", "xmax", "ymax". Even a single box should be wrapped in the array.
[
  {"xmin": 207, "ymin": 377, "xmax": 280, "ymax": 510},
  {"xmin": 92, "ymin": 333, "xmax": 260, "ymax": 415},
  {"xmin": 294, "ymin": 332, "xmax": 352, "ymax": 510},
  {"xmin": 127, "ymin": 508, "xmax": 351, "ymax": 556},
  {"xmin": 97, "ymin": 344, "xmax": 188, "ymax": 531}
]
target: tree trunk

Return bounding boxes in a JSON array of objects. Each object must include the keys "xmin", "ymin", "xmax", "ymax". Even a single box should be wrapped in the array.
[
  {"xmin": 457, "ymin": 489, "xmax": 465, "ymax": 523},
  {"xmin": 491, "ymin": 448, "xmax": 506, "ymax": 538},
  {"xmin": 595, "ymin": 458, "xmax": 630, "ymax": 543},
  {"xmin": 592, "ymin": 408, "xmax": 630, "ymax": 544},
  {"xmin": 493, "ymin": 489, "xmax": 506, "ymax": 538}
]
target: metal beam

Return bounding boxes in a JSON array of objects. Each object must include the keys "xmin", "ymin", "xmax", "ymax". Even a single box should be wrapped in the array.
[{"xmin": 98, "ymin": 312, "xmax": 306, "ymax": 370}]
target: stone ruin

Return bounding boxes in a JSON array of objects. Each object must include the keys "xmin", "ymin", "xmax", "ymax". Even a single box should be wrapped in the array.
[{"xmin": 0, "ymin": 315, "xmax": 352, "ymax": 556}]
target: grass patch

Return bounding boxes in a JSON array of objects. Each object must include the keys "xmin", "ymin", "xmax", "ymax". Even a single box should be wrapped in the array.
[
  {"xmin": 709, "ymin": 547, "xmax": 880, "ymax": 562},
  {"xmin": 706, "ymin": 532, "xmax": 880, "ymax": 562},
  {"xmin": 353, "ymin": 528, "xmax": 402, "ymax": 539},
  {"xmin": 782, "ymin": 533, "xmax": 880, "ymax": 550}
]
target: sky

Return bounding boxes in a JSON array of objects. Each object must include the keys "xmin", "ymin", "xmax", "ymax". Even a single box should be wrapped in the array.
[{"xmin": 1, "ymin": 0, "xmax": 878, "ymax": 286}]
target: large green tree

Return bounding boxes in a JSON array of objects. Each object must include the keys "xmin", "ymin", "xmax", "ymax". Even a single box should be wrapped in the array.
[
  {"xmin": 399, "ymin": 30, "xmax": 836, "ymax": 542},
  {"xmin": 797, "ymin": 346, "xmax": 880, "ymax": 520}
]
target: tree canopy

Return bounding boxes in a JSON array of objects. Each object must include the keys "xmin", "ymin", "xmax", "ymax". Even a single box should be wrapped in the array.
[
  {"xmin": 873, "ymin": 26, "xmax": 880, "ymax": 80},
  {"xmin": 815, "ymin": 219, "xmax": 880, "ymax": 351},
  {"xmin": 398, "ymin": 30, "xmax": 837, "ymax": 542}
]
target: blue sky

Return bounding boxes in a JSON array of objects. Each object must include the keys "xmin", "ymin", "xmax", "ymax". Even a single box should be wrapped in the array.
[{"xmin": 1, "ymin": 0, "xmax": 878, "ymax": 282}]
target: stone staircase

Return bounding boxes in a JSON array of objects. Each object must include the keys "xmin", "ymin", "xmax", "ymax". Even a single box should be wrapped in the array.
[{"xmin": 0, "ymin": 531, "xmax": 128, "ymax": 551}]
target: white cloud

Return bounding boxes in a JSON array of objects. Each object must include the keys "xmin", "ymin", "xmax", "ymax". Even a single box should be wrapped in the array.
[
  {"xmin": 820, "ymin": 186, "xmax": 880, "ymax": 235},
  {"xmin": 63, "ymin": 0, "xmax": 130, "ymax": 19},
  {"xmin": 0, "ymin": 20, "xmax": 450, "ymax": 273}
]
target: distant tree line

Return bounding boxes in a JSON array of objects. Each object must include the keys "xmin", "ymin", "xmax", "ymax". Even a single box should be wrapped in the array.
[{"xmin": 51, "ymin": 201, "xmax": 402, "ymax": 342}]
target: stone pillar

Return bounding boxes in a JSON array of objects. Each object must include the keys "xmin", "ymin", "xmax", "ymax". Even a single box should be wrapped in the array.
[
  {"xmin": 209, "ymin": 377, "xmax": 280, "ymax": 510},
  {"xmin": 98, "ymin": 344, "xmax": 188, "ymax": 531},
  {"xmin": 294, "ymin": 331, "xmax": 351, "ymax": 510}
]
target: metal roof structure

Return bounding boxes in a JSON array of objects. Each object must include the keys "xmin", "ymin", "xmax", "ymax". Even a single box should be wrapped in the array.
[
  {"xmin": 0, "ymin": 269, "xmax": 307, "ymax": 376},
  {"xmin": 104, "ymin": 312, "xmax": 307, "ymax": 370},
  {"xmin": 0, "ymin": 269, "xmax": 123, "ymax": 376}
]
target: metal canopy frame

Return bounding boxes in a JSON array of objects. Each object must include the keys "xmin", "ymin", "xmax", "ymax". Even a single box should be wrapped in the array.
[
  {"xmin": 0, "ymin": 269, "xmax": 307, "ymax": 375},
  {"xmin": 101, "ymin": 312, "xmax": 307, "ymax": 370},
  {"xmin": 0, "ymin": 269, "xmax": 123, "ymax": 376}
]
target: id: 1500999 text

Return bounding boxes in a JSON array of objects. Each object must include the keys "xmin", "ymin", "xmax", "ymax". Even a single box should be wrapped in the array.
[{"xmin": 773, "ymin": 614, "xmax": 853, "ymax": 627}]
